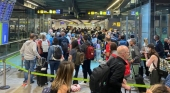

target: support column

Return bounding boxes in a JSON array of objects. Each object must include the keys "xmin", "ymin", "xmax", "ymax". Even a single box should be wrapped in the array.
[{"xmin": 150, "ymin": 0, "xmax": 155, "ymax": 43}]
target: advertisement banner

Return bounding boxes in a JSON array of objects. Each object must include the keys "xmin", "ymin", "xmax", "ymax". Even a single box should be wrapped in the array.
[
  {"xmin": 2, "ymin": 23, "xmax": 8, "ymax": 44},
  {"xmin": 0, "ymin": 22, "xmax": 2, "ymax": 45}
]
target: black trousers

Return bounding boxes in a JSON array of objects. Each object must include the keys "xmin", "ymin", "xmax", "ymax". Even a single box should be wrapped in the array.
[
  {"xmin": 82, "ymin": 59, "xmax": 92, "ymax": 83},
  {"xmin": 73, "ymin": 65, "xmax": 80, "ymax": 84}
]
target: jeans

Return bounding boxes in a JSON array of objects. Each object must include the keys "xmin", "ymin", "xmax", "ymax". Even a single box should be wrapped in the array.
[
  {"xmin": 49, "ymin": 60, "xmax": 60, "ymax": 80},
  {"xmin": 73, "ymin": 65, "xmax": 80, "ymax": 84},
  {"xmin": 24, "ymin": 60, "xmax": 36, "ymax": 82},
  {"xmin": 82, "ymin": 59, "xmax": 92, "ymax": 83}
]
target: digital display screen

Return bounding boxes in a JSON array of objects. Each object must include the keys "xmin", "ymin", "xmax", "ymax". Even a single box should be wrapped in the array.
[
  {"xmin": 2, "ymin": 23, "xmax": 8, "ymax": 44},
  {"xmin": 56, "ymin": 9, "xmax": 60, "ymax": 14}
]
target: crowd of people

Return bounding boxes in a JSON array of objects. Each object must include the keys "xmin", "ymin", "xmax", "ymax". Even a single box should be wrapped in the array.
[{"xmin": 20, "ymin": 27, "xmax": 170, "ymax": 93}]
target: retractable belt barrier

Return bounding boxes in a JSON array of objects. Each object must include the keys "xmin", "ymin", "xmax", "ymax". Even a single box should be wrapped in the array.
[{"xmin": 0, "ymin": 53, "xmax": 155, "ymax": 88}]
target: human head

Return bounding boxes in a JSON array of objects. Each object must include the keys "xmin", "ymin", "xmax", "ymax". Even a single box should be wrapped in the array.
[
  {"xmin": 164, "ymin": 38, "xmax": 168, "ymax": 42},
  {"xmin": 41, "ymin": 34, "xmax": 46, "ymax": 41},
  {"xmin": 144, "ymin": 38, "xmax": 148, "ymax": 45},
  {"xmin": 105, "ymin": 35, "xmax": 111, "ymax": 42},
  {"xmin": 61, "ymin": 31, "xmax": 65, "ymax": 37},
  {"xmin": 30, "ymin": 33, "xmax": 35, "ymax": 40},
  {"xmin": 117, "ymin": 46, "xmax": 129, "ymax": 60},
  {"xmin": 52, "ymin": 37, "xmax": 59, "ymax": 45},
  {"xmin": 121, "ymin": 35, "xmax": 125, "ymax": 40},
  {"xmin": 83, "ymin": 34, "xmax": 88, "ymax": 41},
  {"xmin": 71, "ymin": 40, "xmax": 78, "ymax": 49},
  {"xmin": 110, "ymin": 42, "xmax": 117, "ymax": 54},
  {"xmin": 129, "ymin": 38, "xmax": 136, "ymax": 46},
  {"xmin": 33, "ymin": 34, "xmax": 38, "ymax": 41},
  {"xmin": 51, "ymin": 61, "xmax": 74, "ymax": 90},
  {"xmin": 147, "ymin": 44, "xmax": 159, "ymax": 57},
  {"xmin": 146, "ymin": 84, "xmax": 170, "ymax": 93},
  {"xmin": 154, "ymin": 35, "xmax": 160, "ymax": 41}
]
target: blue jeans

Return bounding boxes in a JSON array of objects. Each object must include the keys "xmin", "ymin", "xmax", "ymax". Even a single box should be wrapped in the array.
[
  {"xmin": 24, "ymin": 60, "xmax": 36, "ymax": 82},
  {"xmin": 49, "ymin": 60, "xmax": 60, "ymax": 79}
]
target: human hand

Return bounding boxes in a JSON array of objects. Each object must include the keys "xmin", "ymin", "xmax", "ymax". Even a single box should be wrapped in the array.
[
  {"xmin": 22, "ymin": 57, "xmax": 24, "ymax": 61},
  {"xmin": 124, "ymin": 85, "xmax": 131, "ymax": 90}
]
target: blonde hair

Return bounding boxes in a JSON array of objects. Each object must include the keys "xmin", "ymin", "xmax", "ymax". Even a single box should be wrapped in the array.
[
  {"xmin": 51, "ymin": 61, "xmax": 74, "ymax": 91},
  {"xmin": 149, "ymin": 84, "xmax": 169, "ymax": 93},
  {"xmin": 144, "ymin": 38, "xmax": 148, "ymax": 45}
]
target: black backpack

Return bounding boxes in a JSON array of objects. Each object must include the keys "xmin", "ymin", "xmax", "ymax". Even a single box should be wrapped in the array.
[
  {"xmin": 61, "ymin": 37, "xmax": 68, "ymax": 52},
  {"xmin": 90, "ymin": 58, "xmax": 115, "ymax": 93},
  {"xmin": 53, "ymin": 45, "xmax": 62, "ymax": 59}
]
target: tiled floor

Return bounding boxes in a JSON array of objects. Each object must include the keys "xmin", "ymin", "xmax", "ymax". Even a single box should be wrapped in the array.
[{"xmin": 0, "ymin": 55, "xmax": 147, "ymax": 93}]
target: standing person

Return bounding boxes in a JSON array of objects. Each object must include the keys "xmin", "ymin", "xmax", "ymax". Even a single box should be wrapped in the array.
[
  {"xmin": 96, "ymin": 40, "xmax": 101, "ymax": 62},
  {"xmin": 154, "ymin": 35, "xmax": 164, "ymax": 58},
  {"xmin": 68, "ymin": 40, "xmax": 81, "ymax": 84},
  {"xmin": 47, "ymin": 38, "xmax": 64, "ymax": 82},
  {"xmin": 104, "ymin": 35, "xmax": 112, "ymax": 61},
  {"xmin": 60, "ymin": 31, "xmax": 69, "ymax": 60},
  {"xmin": 20, "ymin": 33, "xmax": 41, "ymax": 84},
  {"xmin": 129, "ymin": 38, "xmax": 141, "ymax": 77},
  {"xmin": 38, "ymin": 34, "xmax": 50, "ymax": 59},
  {"xmin": 106, "ymin": 46, "xmax": 131, "ymax": 93},
  {"xmin": 51, "ymin": 61, "xmax": 75, "ymax": 93},
  {"xmin": 81, "ymin": 34, "xmax": 92, "ymax": 84},
  {"xmin": 144, "ymin": 44, "xmax": 160, "ymax": 85},
  {"xmin": 164, "ymin": 38, "xmax": 169, "ymax": 57}
]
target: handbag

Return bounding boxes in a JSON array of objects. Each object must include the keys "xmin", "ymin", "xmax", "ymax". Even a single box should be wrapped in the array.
[{"xmin": 153, "ymin": 62, "xmax": 168, "ymax": 79}]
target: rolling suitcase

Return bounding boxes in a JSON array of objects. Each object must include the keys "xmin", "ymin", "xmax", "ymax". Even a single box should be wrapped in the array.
[{"xmin": 36, "ymin": 57, "xmax": 48, "ymax": 87}]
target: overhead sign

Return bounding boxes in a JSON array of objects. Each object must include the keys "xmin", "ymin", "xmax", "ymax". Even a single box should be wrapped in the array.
[
  {"xmin": 88, "ymin": 10, "xmax": 110, "ymax": 15},
  {"xmin": 106, "ymin": 10, "xmax": 111, "ymax": 15},
  {"xmin": 112, "ymin": 22, "xmax": 120, "ymax": 27},
  {"xmin": 2, "ymin": 23, "xmax": 8, "ymax": 44},
  {"xmin": 37, "ymin": 9, "xmax": 63, "ymax": 14}
]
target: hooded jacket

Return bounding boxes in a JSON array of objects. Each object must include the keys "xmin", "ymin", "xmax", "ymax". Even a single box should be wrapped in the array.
[{"xmin": 20, "ymin": 40, "xmax": 40, "ymax": 60}]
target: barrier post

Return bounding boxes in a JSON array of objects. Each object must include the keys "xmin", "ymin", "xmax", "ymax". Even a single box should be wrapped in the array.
[{"xmin": 0, "ymin": 59, "xmax": 10, "ymax": 90}]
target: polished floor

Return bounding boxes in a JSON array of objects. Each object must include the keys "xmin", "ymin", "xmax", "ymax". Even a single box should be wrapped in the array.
[{"xmin": 0, "ymin": 55, "xmax": 149, "ymax": 93}]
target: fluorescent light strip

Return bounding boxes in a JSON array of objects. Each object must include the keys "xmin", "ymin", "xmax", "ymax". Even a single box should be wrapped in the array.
[
  {"xmin": 107, "ymin": 0, "xmax": 120, "ymax": 10},
  {"xmin": 113, "ymin": 0, "xmax": 124, "ymax": 10},
  {"xmin": 26, "ymin": 1, "xmax": 38, "ymax": 6}
]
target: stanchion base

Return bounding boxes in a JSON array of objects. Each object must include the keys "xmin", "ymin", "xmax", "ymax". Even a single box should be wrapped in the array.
[{"xmin": 0, "ymin": 85, "xmax": 10, "ymax": 90}]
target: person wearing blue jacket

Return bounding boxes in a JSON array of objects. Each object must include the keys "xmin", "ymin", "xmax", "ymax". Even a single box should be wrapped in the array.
[{"xmin": 47, "ymin": 37, "xmax": 64, "ymax": 82}]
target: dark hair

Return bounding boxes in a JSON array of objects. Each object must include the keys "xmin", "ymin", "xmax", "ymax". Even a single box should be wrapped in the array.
[
  {"xmin": 83, "ymin": 34, "xmax": 88, "ymax": 40},
  {"xmin": 110, "ymin": 42, "xmax": 117, "ymax": 54},
  {"xmin": 147, "ymin": 43, "xmax": 159, "ymax": 57},
  {"xmin": 52, "ymin": 37, "xmax": 59, "ymax": 45},
  {"xmin": 121, "ymin": 35, "xmax": 125, "ymax": 39},
  {"xmin": 154, "ymin": 35, "xmax": 160, "ymax": 40},
  {"xmin": 71, "ymin": 40, "xmax": 78, "ymax": 49}
]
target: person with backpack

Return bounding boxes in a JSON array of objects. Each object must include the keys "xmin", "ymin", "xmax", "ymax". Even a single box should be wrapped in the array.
[
  {"xmin": 60, "ymin": 31, "xmax": 69, "ymax": 60},
  {"xmin": 47, "ymin": 37, "xmax": 64, "ymax": 82},
  {"xmin": 68, "ymin": 40, "xmax": 84, "ymax": 84},
  {"xmin": 38, "ymin": 34, "xmax": 50, "ymax": 60},
  {"xmin": 119, "ymin": 35, "xmax": 129, "ymax": 46},
  {"xmin": 81, "ymin": 34, "xmax": 93, "ymax": 84},
  {"xmin": 107, "ymin": 46, "xmax": 131, "ymax": 93}
]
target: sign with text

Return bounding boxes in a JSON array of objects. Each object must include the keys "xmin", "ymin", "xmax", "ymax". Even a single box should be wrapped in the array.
[{"xmin": 2, "ymin": 23, "xmax": 8, "ymax": 44}]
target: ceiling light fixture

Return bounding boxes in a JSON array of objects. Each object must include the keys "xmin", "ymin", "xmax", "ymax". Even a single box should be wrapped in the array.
[
  {"xmin": 26, "ymin": 1, "xmax": 38, "ymax": 6},
  {"xmin": 107, "ymin": 0, "xmax": 120, "ymax": 10}
]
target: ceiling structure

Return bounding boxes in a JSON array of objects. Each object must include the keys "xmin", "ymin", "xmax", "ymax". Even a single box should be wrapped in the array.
[{"xmin": 28, "ymin": 0, "xmax": 129, "ymax": 23}]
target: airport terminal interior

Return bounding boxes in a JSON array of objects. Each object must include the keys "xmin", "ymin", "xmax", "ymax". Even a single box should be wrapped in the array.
[{"xmin": 1, "ymin": 0, "xmax": 170, "ymax": 93}]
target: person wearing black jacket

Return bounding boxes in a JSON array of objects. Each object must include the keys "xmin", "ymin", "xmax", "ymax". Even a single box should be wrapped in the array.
[
  {"xmin": 107, "ymin": 46, "xmax": 131, "ymax": 93},
  {"xmin": 164, "ymin": 38, "xmax": 169, "ymax": 57},
  {"xmin": 154, "ymin": 35, "xmax": 164, "ymax": 58},
  {"xmin": 81, "ymin": 34, "xmax": 92, "ymax": 83}
]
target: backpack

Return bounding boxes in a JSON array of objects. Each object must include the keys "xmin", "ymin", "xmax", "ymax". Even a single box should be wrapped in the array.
[
  {"xmin": 85, "ymin": 45, "xmax": 94, "ymax": 60},
  {"xmin": 41, "ymin": 40, "xmax": 49, "ymax": 52},
  {"xmin": 89, "ymin": 58, "xmax": 115, "ymax": 93},
  {"xmin": 61, "ymin": 37, "xmax": 68, "ymax": 52},
  {"xmin": 75, "ymin": 50, "xmax": 84, "ymax": 65},
  {"xmin": 119, "ymin": 40, "xmax": 128, "ymax": 46},
  {"xmin": 53, "ymin": 45, "xmax": 62, "ymax": 59}
]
